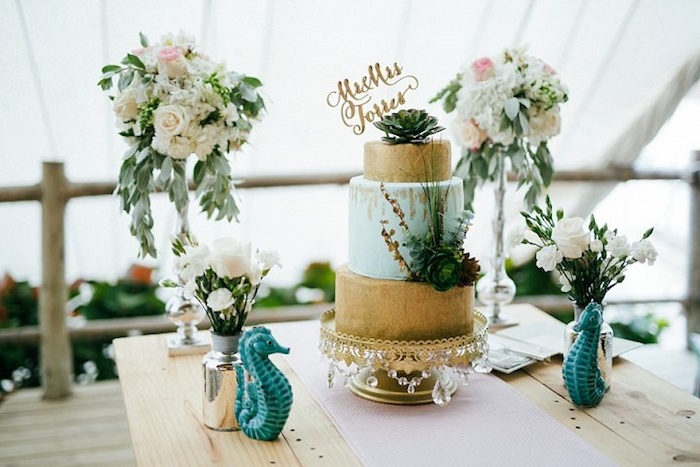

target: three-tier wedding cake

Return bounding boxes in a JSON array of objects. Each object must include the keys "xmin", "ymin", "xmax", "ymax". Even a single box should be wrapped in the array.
[
  {"xmin": 321, "ymin": 110, "xmax": 486, "ymax": 405},
  {"xmin": 335, "ymin": 138, "xmax": 475, "ymax": 341}
]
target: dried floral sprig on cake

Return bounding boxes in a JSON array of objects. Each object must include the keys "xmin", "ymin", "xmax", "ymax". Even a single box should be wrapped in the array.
[
  {"xmin": 373, "ymin": 109, "xmax": 445, "ymax": 144},
  {"xmin": 431, "ymin": 47, "xmax": 568, "ymax": 211},
  {"xmin": 98, "ymin": 32, "xmax": 266, "ymax": 258},
  {"xmin": 511, "ymin": 196, "xmax": 656, "ymax": 307}
]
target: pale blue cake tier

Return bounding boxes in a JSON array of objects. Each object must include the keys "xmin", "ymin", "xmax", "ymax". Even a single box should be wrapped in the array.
[{"xmin": 348, "ymin": 176, "xmax": 464, "ymax": 280}]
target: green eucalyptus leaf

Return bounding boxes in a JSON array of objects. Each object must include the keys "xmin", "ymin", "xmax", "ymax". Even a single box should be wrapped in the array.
[
  {"xmin": 139, "ymin": 32, "xmax": 149, "ymax": 48},
  {"xmin": 125, "ymin": 53, "xmax": 145, "ymax": 70}
]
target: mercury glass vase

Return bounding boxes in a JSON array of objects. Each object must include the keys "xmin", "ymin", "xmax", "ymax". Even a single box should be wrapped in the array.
[
  {"xmin": 564, "ymin": 302, "xmax": 614, "ymax": 391},
  {"xmin": 203, "ymin": 331, "xmax": 243, "ymax": 431},
  {"xmin": 476, "ymin": 151, "xmax": 516, "ymax": 325}
]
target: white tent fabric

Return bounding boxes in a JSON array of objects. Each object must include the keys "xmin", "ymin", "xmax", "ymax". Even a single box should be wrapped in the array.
[{"xmin": 2, "ymin": 0, "xmax": 699, "ymax": 295}]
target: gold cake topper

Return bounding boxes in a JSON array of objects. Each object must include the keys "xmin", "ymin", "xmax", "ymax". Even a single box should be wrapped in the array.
[{"xmin": 326, "ymin": 62, "xmax": 419, "ymax": 135}]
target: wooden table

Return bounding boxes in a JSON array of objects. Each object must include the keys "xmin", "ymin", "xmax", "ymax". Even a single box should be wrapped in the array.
[{"xmin": 113, "ymin": 304, "xmax": 700, "ymax": 466}]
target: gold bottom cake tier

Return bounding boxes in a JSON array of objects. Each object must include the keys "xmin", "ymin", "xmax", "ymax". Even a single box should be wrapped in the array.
[{"xmin": 319, "ymin": 309, "xmax": 490, "ymax": 405}]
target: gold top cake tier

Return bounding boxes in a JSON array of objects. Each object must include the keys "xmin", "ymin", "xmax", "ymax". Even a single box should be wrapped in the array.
[{"xmin": 363, "ymin": 140, "xmax": 451, "ymax": 183}]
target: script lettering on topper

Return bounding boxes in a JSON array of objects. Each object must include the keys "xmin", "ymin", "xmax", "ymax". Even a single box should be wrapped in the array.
[{"xmin": 326, "ymin": 62, "xmax": 419, "ymax": 135}]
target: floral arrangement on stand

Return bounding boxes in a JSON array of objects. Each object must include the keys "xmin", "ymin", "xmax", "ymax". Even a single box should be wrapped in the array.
[
  {"xmin": 374, "ymin": 110, "xmax": 481, "ymax": 292},
  {"xmin": 431, "ymin": 47, "xmax": 568, "ymax": 210},
  {"xmin": 98, "ymin": 32, "xmax": 266, "ymax": 258},
  {"xmin": 161, "ymin": 236, "xmax": 281, "ymax": 335},
  {"xmin": 513, "ymin": 196, "xmax": 657, "ymax": 307}
]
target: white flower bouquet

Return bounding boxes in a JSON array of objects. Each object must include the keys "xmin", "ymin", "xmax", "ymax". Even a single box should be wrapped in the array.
[
  {"xmin": 98, "ymin": 32, "xmax": 266, "ymax": 258},
  {"xmin": 161, "ymin": 236, "xmax": 281, "ymax": 335},
  {"xmin": 432, "ymin": 47, "xmax": 568, "ymax": 210},
  {"xmin": 512, "ymin": 197, "xmax": 657, "ymax": 307}
]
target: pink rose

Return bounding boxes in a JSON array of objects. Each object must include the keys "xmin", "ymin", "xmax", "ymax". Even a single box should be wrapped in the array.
[
  {"xmin": 544, "ymin": 63, "xmax": 556, "ymax": 75},
  {"xmin": 157, "ymin": 46, "xmax": 187, "ymax": 78},
  {"xmin": 471, "ymin": 57, "xmax": 495, "ymax": 81}
]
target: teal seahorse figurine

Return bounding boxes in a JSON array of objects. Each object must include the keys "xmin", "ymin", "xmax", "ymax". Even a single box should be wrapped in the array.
[
  {"xmin": 562, "ymin": 302, "xmax": 606, "ymax": 407},
  {"xmin": 235, "ymin": 326, "xmax": 293, "ymax": 441}
]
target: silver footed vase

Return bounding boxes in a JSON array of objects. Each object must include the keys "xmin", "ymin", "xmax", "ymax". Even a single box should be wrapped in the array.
[
  {"xmin": 476, "ymin": 151, "xmax": 516, "ymax": 325},
  {"xmin": 165, "ymin": 193, "xmax": 206, "ymax": 348}
]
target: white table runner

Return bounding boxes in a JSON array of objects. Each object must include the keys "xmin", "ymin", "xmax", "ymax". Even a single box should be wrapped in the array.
[{"xmin": 270, "ymin": 320, "xmax": 618, "ymax": 467}]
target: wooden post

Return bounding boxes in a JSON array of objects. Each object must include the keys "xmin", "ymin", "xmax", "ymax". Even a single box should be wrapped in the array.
[
  {"xmin": 689, "ymin": 151, "xmax": 700, "ymax": 346},
  {"xmin": 40, "ymin": 161, "xmax": 73, "ymax": 399}
]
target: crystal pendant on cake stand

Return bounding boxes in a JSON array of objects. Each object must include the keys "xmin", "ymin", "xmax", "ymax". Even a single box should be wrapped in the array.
[
  {"xmin": 476, "ymin": 151, "xmax": 517, "ymax": 329},
  {"xmin": 165, "ymin": 194, "xmax": 208, "ymax": 355}
]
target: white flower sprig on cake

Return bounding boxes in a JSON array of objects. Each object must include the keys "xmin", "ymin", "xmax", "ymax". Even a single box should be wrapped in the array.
[
  {"xmin": 511, "ymin": 196, "xmax": 656, "ymax": 307},
  {"xmin": 161, "ymin": 236, "xmax": 281, "ymax": 335},
  {"xmin": 431, "ymin": 47, "xmax": 568, "ymax": 210},
  {"xmin": 98, "ymin": 32, "xmax": 266, "ymax": 258}
]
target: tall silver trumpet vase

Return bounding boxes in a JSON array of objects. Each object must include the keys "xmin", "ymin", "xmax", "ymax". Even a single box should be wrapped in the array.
[
  {"xmin": 165, "ymin": 196, "xmax": 207, "ymax": 354},
  {"xmin": 476, "ymin": 151, "xmax": 517, "ymax": 327}
]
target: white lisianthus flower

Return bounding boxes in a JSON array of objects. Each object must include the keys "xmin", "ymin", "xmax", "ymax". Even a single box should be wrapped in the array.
[
  {"xmin": 174, "ymin": 244, "xmax": 210, "ymax": 282},
  {"xmin": 631, "ymin": 239, "xmax": 658, "ymax": 265},
  {"xmin": 606, "ymin": 235, "xmax": 630, "ymax": 258},
  {"xmin": 257, "ymin": 250, "xmax": 282, "ymax": 271},
  {"xmin": 589, "ymin": 239, "xmax": 604, "ymax": 252},
  {"xmin": 551, "ymin": 217, "xmax": 589, "ymax": 258},
  {"xmin": 535, "ymin": 244, "xmax": 563, "ymax": 272},
  {"xmin": 507, "ymin": 225, "xmax": 526, "ymax": 252},
  {"xmin": 558, "ymin": 274, "xmax": 572, "ymax": 293},
  {"xmin": 207, "ymin": 288, "xmax": 235, "ymax": 312},
  {"xmin": 209, "ymin": 237, "xmax": 253, "ymax": 279},
  {"xmin": 154, "ymin": 104, "xmax": 190, "ymax": 138}
]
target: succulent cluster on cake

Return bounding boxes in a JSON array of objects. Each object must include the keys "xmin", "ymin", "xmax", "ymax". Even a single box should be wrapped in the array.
[
  {"xmin": 373, "ymin": 109, "xmax": 445, "ymax": 144},
  {"xmin": 373, "ymin": 109, "xmax": 480, "ymax": 292}
]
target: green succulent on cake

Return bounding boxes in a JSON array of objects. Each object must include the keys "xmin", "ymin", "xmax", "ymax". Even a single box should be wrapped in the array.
[
  {"xmin": 373, "ymin": 109, "xmax": 445, "ymax": 144},
  {"xmin": 380, "ymin": 184, "xmax": 480, "ymax": 292}
]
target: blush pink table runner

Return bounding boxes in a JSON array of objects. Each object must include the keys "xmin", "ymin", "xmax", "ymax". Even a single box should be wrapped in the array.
[{"xmin": 270, "ymin": 320, "xmax": 618, "ymax": 467}]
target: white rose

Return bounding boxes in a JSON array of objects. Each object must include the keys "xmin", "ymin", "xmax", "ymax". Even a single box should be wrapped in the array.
[
  {"xmin": 209, "ymin": 237, "xmax": 252, "ymax": 279},
  {"xmin": 631, "ymin": 239, "xmax": 657, "ymax": 265},
  {"xmin": 206, "ymin": 288, "xmax": 235, "ymax": 312},
  {"xmin": 606, "ymin": 235, "xmax": 630, "ymax": 258},
  {"xmin": 154, "ymin": 104, "xmax": 189, "ymax": 138},
  {"xmin": 535, "ymin": 244, "xmax": 562, "ymax": 272},
  {"xmin": 528, "ymin": 108, "xmax": 561, "ymax": 145},
  {"xmin": 551, "ymin": 217, "xmax": 589, "ymax": 259},
  {"xmin": 454, "ymin": 118, "xmax": 487, "ymax": 150},
  {"xmin": 113, "ymin": 89, "xmax": 139, "ymax": 120},
  {"xmin": 174, "ymin": 244, "xmax": 210, "ymax": 283}
]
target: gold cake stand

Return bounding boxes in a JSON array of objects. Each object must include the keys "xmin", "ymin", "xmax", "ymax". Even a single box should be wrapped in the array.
[{"xmin": 319, "ymin": 309, "xmax": 490, "ymax": 405}]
